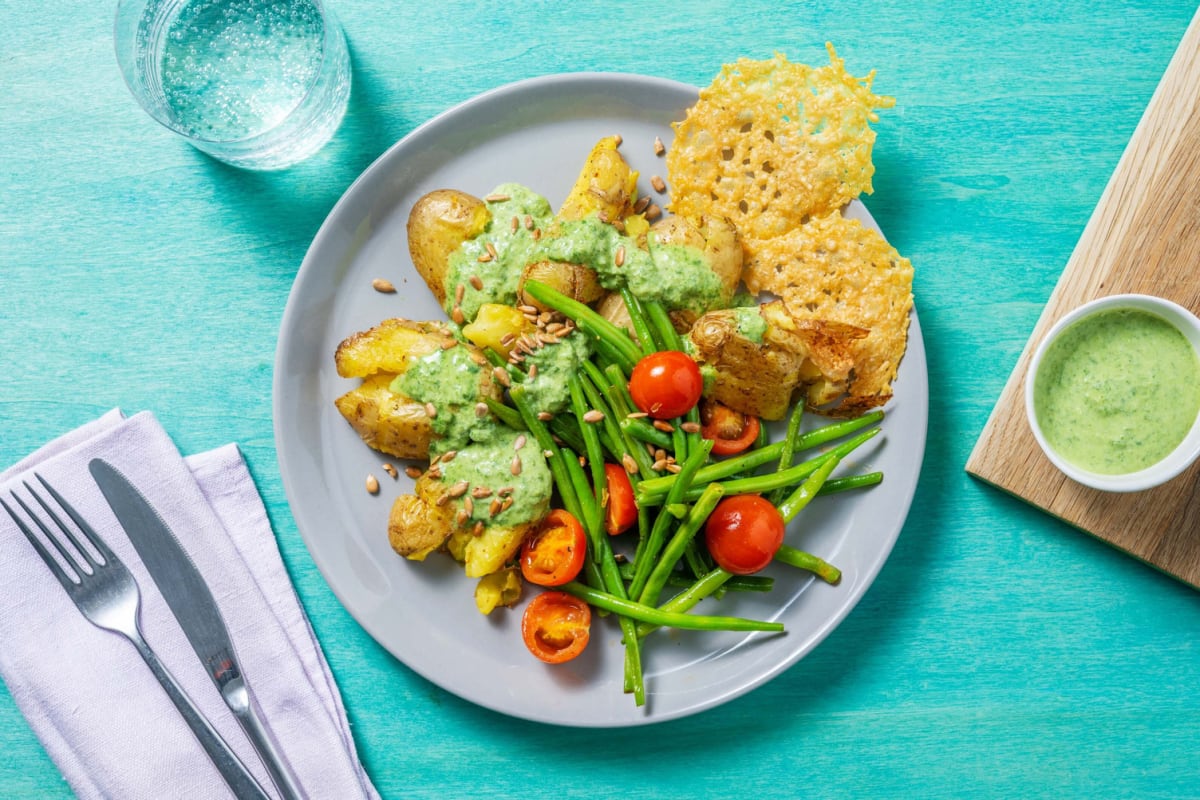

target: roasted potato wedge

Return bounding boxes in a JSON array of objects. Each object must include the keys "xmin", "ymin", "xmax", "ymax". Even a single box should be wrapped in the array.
[
  {"xmin": 688, "ymin": 302, "xmax": 866, "ymax": 419},
  {"xmin": 407, "ymin": 189, "xmax": 491, "ymax": 304},
  {"xmin": 335, "ymin": 318, "xmax": 455, "ymax": 379},
  {"xmin": 558, "ymin": 135, "xmax": 639, "ymax": 222},
  {"xmin": 335, "ymin": 374, "xmax": 434, "ymax": 460},
  {"xmin": 518, "ymin": 260, "xmax": 606, "ymax": 311},
  {"xmin": 649, "ymin": 215, "xmax": 742, "ymax": 306},
  {"xmin": 475, "ymin": 567, "xmax": 523, "ymax": 615},
  {"xmin": 387, "ymin": 475, "xmax": 458, "ymax": 561},
  {"xmin": 447, "ymin": 519, "xmax": 538, "ymax": 578}
]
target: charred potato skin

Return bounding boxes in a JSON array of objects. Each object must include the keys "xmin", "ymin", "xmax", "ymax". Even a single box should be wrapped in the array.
[
  {"xmin": 335, "ymin": 374, "xmax": 434, "ymax": 460},
  {"xmin": 689, "ymin": 309, "xmax": 803, "ymax": 420},
  {"xmin": 387, "ymin": 476, "xmax": 458, "ymax": 561},
  {"xmin": 649, "ymin": 214, "xmax": 743, "ymax": 306},
  {"xmin": 407, "ymin": 189, "xmax": 491, "ymax": 305},
  {"xmin": 518, "ymin": 260, "xmax": 606, "ymax": 311}
]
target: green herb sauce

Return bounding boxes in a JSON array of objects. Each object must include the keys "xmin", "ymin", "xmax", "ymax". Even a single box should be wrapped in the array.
[
  {"xmin": 519, "ymin": 333, "xmax": 593, "ymax": 415},
  {"xmin": 392, "ymin": 344, "xmax": 494, "ymax": 455},
  {"xmin": 442, "ymin": 184, "xmax": 724, "ymax": 322},
  {"xmin": 1033, "ymin": 308, "xmax": 1200, "ymax": 474},
  {"xmin": 731, "ymin": 306, "xmax": 767, "ymax": 344},
  {"xmin": 436, "ymin": 431, "xmax": 552, "ymax": 526}
]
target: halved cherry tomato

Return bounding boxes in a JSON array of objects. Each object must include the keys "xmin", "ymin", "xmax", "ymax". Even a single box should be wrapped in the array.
[
  {"xmin": 603, "ymin": 463, "xmax": 637, "ymax": 535},
  {"xmin": 520, "ymin": 509, "xmax": 587, "ymax": 586},
  {"xmin": 700, "ymin": 400, "xmax": 761, "ymax": 456},
  {"xmin": 521, "ymin": 591, "xmax": 591, "ymax": 664},
  {"xmin": 628, "ymin": 350, "xmax": 704, "ymax": 419},
  {"xmin": 704, "ymin": 494, "xmax": 785, "ymax": 575}
]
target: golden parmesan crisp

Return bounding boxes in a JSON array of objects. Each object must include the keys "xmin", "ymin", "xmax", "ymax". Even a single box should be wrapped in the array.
[
  {"xmin": 667, "ymin": 44, "xmax": 894, "ymax": 242},
  {"xmin": 744, "ymin": 212, "xmax": 913, "ymax": 414}
]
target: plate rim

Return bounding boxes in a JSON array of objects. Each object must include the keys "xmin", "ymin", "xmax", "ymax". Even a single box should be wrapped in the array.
[{"xmin": 273, "ymin": 71, "xmax": 927, "ymax": 727}]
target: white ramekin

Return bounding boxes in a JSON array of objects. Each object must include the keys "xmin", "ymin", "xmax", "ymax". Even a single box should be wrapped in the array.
[{"xmin": 1024, "ymin": 293, "xmax": 1200, "ymax": 492}]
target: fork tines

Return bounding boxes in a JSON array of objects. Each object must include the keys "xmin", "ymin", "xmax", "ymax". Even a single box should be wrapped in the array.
[{"xmin": 1, "ymin": 476, "xmax": 112, "ymax": 588}]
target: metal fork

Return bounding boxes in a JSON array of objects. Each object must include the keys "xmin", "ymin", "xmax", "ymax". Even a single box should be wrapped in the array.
[{"xmin": 1, "ymin": 475, "xmax": 270, "ymax": 800}]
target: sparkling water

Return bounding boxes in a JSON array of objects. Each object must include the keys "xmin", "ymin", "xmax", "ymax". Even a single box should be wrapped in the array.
[{"xmin": 123, "ymin": 0, "xmax": 351, "ymax": 169}]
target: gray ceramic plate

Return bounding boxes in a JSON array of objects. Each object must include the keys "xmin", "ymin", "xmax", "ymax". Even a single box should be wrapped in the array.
[{"xmin": 274, "ymin": 73, "xmax": 927, "ymax": 727}]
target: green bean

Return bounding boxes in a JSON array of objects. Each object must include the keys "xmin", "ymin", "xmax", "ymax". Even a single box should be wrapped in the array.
[
  {"xmin": 628, "ymin": 439, "xmax": 713, "ymax": 600},
  {"xmin": 635, "ymin": 567, "xmax": 734, "ymax": 638},
  {"xmin": 778, "ymin": 454, "xmax": 840, "ymax": 523},
  {"xmin": 523, "ymin": 280, "xmax": 642, "ymax": 369},
  {"xmin": 639, "ymin": 483, "xmax": 725, "ymax": 607},
  {"xmin": 587, "ymin": 362, "xmax": 658, "ymax": 479},
  {"xmin": 509, "ymin": 387, "xmax": 583, "ymax": 524},
  {"xmin": 818, "ymin": 472, "xmax": 884, "ymax": 495},
  {"xmin": 775, "ymin": 545, "xmax": 841, "ymax": 584},
  {"xmin": 636, "ymin": 410, "xmax": 885, "ymax": 499},
  {"xmin": 767, "ymin": 402, "xmax": 805, "ymax": 505},
  {"xmin": 484, "ymin": 398, "xmax": 525, "ymax": 431},
  {"xmin": 569, "ymin": 375, "xmax": 608, "ymax": 510},
  {"xmin": 560, "ymin": 582, "xmax": 784, "ymax": 633},
  {"xmin": 620, "ymin": 417, "xmax": 674, "ymax": 450},
  {"xmin": 620, "ymin": 287, "xmax": 661, "ymax": 355},
  {"xmin": 668, "ymin": 427, "xmax": 879, "ymax": 504},
  {"xmin": 617, "ymin": 563, "xmax": 773, "ymax": 594},
  {"xmin": 643, "ymin": 300, "xmax": 685, "ymax": 351}
]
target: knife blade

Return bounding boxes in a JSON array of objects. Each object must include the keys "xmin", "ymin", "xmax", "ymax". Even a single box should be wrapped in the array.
[{"xmin": 89, "ymin": 458, "xmax": 304, "ymax": 800}]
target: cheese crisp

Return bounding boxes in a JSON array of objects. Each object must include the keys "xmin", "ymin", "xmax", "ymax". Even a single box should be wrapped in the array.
[
  {"xmin": 744, "ymin": 212, "xmax": 914, "ymax": 414},
  {"xmin": 667, "ymin": 45, "xmax": 894, "ymax": 241}
]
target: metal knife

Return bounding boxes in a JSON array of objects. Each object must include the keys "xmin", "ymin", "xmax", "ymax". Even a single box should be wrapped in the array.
[{"xmin": 89, "ymin": 458, "xmax": 305, "ymax": 800}]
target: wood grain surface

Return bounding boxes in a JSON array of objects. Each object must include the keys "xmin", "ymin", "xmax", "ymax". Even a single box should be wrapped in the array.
[
  {"xmin": 4, "ymin": 1, "xmax": 1200, "ymax": 798},
  {"xmin": 966, "ymin": 9, "xmax": 1200, "ymax": 587}
]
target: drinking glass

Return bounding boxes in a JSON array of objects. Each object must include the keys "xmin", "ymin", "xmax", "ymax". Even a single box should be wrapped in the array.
[{"xmin": 114, "ymin": 0, "xmax": 352, "ymax": 170}]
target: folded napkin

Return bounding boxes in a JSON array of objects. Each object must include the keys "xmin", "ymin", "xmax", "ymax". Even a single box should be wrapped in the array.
[{"xmin": 0, "ymin": 410, "xmax": 379, "ymax": 800}]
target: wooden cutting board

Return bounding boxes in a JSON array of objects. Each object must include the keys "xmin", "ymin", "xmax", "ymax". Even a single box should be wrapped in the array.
[{"xmin": 966, "ymin": 8, "xmax": 1200, "ymax": 588}]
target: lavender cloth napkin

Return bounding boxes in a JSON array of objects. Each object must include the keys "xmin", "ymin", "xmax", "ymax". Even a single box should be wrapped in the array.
[{"xmin": 0, "ymin": 410, "xmax": 378, "ymax": 800}]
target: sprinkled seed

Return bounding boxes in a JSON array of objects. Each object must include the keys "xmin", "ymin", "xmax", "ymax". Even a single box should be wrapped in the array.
[
  {"xmin": 473, "ymin": 521, "xmax": 485, "ymax": 536},
  {"xmin": 544, "ymin": 449, "xmax": 555, "ymax": 458},
  {"xmin": 476, "ymin": 251, "xmax": 493, "ymax": 263},
  {"xmin": 652, "ymin": 420, "xmax": 674, "ymax": 433},
  {"xmin": 508, "ymin": 351, "xmax": 526, "ymax": 364},
  {"xmin": 583, "ymin": 410, "xmax": 605, "ymax": 424},
  {"xmin": 527, "ymin": 364, "xmax": 538, "ymax": 379},
  {"xmin": 366, "ymin": 474, "xmax": 380, "ymax": 494},
  {"xmin": 651, "ymin": 175, "xmax": 667, "ymax": 193},
  {"xmin": 511, "ymin": 455, "xmax": 523, "ymax": 475},
  {"xmin": 405, "ymin": 466, "xmax": 423, "ymax": 479},
  {"xmin": 489, "ymin": 498, "xmax": 502, "ymax": 517},
  {"xmin": 456, "ymin": 509, "xmax": 469, "ymax": 526},
  {"xmin": 666, "ymin": 463, "xmax": 683, "ymax": 474},
  {"xmin": 469, "ymin": 351, "xmax": 487, "ymax": 366},
  {"xmin": 452, "ymin": 306, "xmax": 465, "ymax": 325},
  {"xmin": 441, "ymin": 339, "xmax": 457, "ymax": 350},
  {"xmin": 654, "ymin": 136, "xmax": 666, "ymax": 155},
  {"xmin": 538, "ymin": 311, "xmax": 555, "ymax": 325},
  {"xmin": 485, "ymin": 192, "xmax": 511, "ymax": 202},
  {"xmin": 622, "ymin": 454, "xmax": 640, "ymax": 474},
  {"xmin": 382, "ymin": 463, "xmax": 399, "ymax": 479},
  {"xmin": 514, "ymin": 434, "xmax": 527, "ymax": 450},
  {"xmin": 472, "ymin": 486, "xmax": 493, "ymax": 499},
  {"xmin": 501, "ymin": 497, "xmax": 514, "ymax": 512},
  {"xmin": 652, "ymin": 459, "xmax": 669, "ymax": 472},
  {"xmin": 500, "ymin": 332, "xmax": 517, "ymax": 346},
  {"xmin": 469, "ymin": 274, "xmax": 484, "ymax": 291},
  {"xmin": 427, "ymin": 466, "xmax": 442, "ymax": 480},
  {"xmin": 372, "ymin": 278, "xmax": 396, "ymax": 293},
  {"xmin": 524, "ymin": 215, "xmax": 534, "ymax": 230},
  {"xmin": 539, "ymin": 332, "xmax": 561, "ymax": 346},
  {"xmin": 511, "ymin": 215, "xmax": 520, "ymax": 232},
  {"xmin": 544, "ymin": 322, "xmax": 567, "ymax": 336},
  {"xmin": 614, "ymin": 246, "xmax": 626, "ymax": 267},
  {"xmin": 485, "ymin": 242, "xmax": 498, "ymax": 260},
  {"xmin": 633, "ymin": 196, "xmax": 651, "ymax": 214},
  {"xmin": 440, "ymin": 450, "xmax": 457, "ymax": 463},
  {"xmin": 475, "ymin": 402, "xmax": 489, "ymax": 418},
  {"xmin": 626, "ymin": 410, "xmax": 649, "ymax": 419},
  {"xmin": 435, "ymin": 492, "xmax": 451, "ymax": 507},
  {"xmin": 423, "ymin": 402, "xmax": 437, "ymax": 419},
  {"xmin": 532, "ymin": 228, "xmax": 542, "ymax": 240},
  {"xmin": 518, "ymin": 304, "xmax": 539, "ymax": 315},
  {"xmin": 646, "ymin": 203, "xmax": 662, "ymax": 221},
  {"xmin": 681, "ymin": 421, "xmax": 701, "ymax": 433},
  {"xmin": 498, "ymin": 486, "xmax": 515, "ymax": 497},
  {"xmin": 448, "ymin": 480, "xmax": 470, "ymax": 498},
  {"xmin": 492, "ymin": 366, "xmax": 511, "ymax": 387},
  {"xmin": 463, "ymin": 496, "xmax": 474, "ymax": 516},
  {"xmin": 654, "ymin": 448, "xmax": 667, "ymax": 462},
  {"xmin": 613, "ymin": 134, "xmax": 623, "ymax": 146},
  {"xmin": 455, "ymin": 283, "xmax": 466, "ymax": 304},
  {"xmin": 536, "ymin": 411, "xmax": 553, "ymax": 421},
  {"xmin": 578, "ymin": 455, "xmax": 588, "ymax": 467}
]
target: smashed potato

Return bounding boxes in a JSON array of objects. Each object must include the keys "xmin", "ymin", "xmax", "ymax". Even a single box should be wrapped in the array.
[{"xmin": 746, "ymin": 214, "xmax": 914, "ymax": 413}]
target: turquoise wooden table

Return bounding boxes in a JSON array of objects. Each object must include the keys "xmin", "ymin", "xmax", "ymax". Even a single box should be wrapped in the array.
[{"xmin": 4, "ymin": 1, "xmax": 1200, "ymax": 797}]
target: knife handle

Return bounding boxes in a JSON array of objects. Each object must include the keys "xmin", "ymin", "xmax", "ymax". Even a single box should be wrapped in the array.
[
  {"xmin": 128, "ymin": 628, "xmax": 271, "ymax": 800},
  {"xmin": 222, "ymin": 677, "xmax": 306, "ymax": 800}
]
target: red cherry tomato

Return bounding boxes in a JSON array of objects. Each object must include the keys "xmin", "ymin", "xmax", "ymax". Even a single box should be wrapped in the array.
[
  {"xmin": 603, "ymin": 463, "xmax": 637, "ymax": 535},
  {"xmin": 704, "ymin": 495, "xmax": 785, "ymax": 575},
  {"xmin": 521, "ymin": 591, "xmax": 592, "ymax": 664},
  {"xmin": 700, "ymin": 398, "xmax": 761, "ymax": 456},
  {"xmin": 628, "ymin": 351, "xmax": 704, "ymax": 419},
  {"xmin": 520, "ymin": 509, "xmax": 586, "ymax": 587}
]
